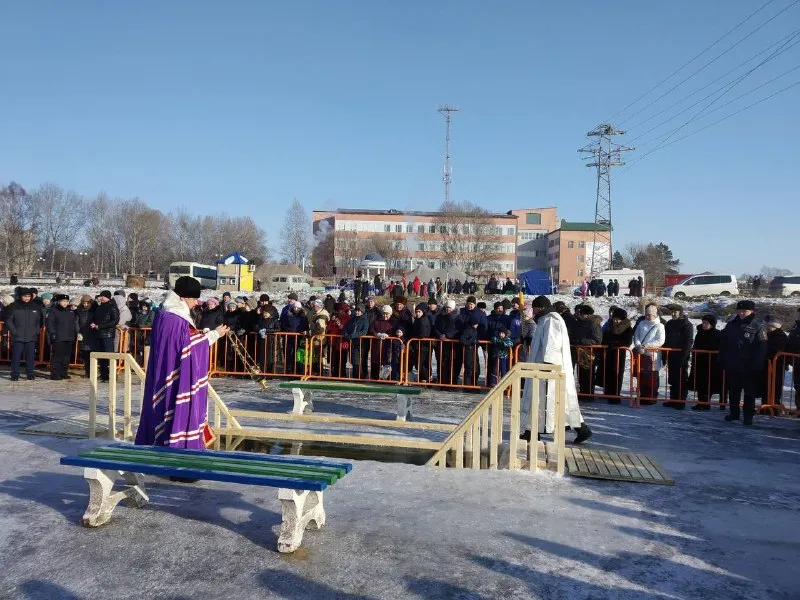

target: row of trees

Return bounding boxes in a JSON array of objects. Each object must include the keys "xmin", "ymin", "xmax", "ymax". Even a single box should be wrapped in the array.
[
  {"xmin": 612, "ymin": 242, "xmax": 681, "ymax": 287},
  {"xmin": 0, "ymin": 182, "xmax": 269, "ymax": 276}
]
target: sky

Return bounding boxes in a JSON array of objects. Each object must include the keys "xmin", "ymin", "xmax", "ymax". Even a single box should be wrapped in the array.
[{"xmin": 1, "ymin": 0, "xmax": 798, "ymax": 275}]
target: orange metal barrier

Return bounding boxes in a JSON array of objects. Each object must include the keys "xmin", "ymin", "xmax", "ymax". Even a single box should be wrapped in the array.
[
  {"xmin": 403, "ymin": 338, "xmax": 517, "ymax": 391},
  {"xmin": 210, "ymin": 331, "xmax": 309, "ymax": 379},
  {"xmin": 572, "ymin": 345, "xmax": 637, "ymax": 407},
  {"xmin": 635, "ymin": 346, "xmax": 727, "ymax": 409},
  {"xmin": 763, "ymin": 351, "xmax": 799, "ymax": 416},
  {"xmin": 306, "ymin": 334, "xmax": 406, "ymax": 384}
]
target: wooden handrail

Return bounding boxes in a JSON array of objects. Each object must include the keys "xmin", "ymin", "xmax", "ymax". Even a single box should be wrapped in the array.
[{"xmin": 426, "ymin": 362, "xmax": 567, "ymax": 475}]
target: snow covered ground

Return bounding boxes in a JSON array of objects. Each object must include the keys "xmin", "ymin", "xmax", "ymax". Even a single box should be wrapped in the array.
[{"xmin": 0, "ymin": 375, "xmax": 798, "ymax": 599}]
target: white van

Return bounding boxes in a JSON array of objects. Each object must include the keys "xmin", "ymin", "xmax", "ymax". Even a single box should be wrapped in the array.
[
  {"xmin": 270, "ymin": 275, "xmax": 311, "ymax": 292},
  {"xmin": 663, "ymin": 274, "xmax": 739, "ymax": 299},
  {"xmin": 768, "ymin": 275, "xmax": 800, "ymax": 297}
]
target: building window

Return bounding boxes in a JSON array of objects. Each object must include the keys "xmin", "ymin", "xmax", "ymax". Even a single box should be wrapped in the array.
[
  {"xmin": 229, "ymin": 277, "xmax": 236, "ymax": 286},
  {"xmin": 578, "ymin": 241, "xmax": 585, "ymax": 248},
  {"xmin": 526, "ymin": 213, "xmax": 541, "ymax": 225},
  {"xmin": 578, "ymin": 255, "xmax": 584, "ymax": 263},
  {"xmin": 578, "ymin": 269, "xmax": 583, "ymax": 277},
  {"xmin": 506, "ymin": 227, "xmax": 515, "ymax": 236},
  {"xmin": 429, "ymin": 225, "xmax": 436, "ymax": 234},
  {"xmin": 395, "ymin": 224, "xmax": 402, "ymax": 233},
  {"xmin": 219, "ymin": 277, "xmax": 226, "ymax": 285},
  {"xmin": 384, "ymin": 224, "xmax": 391, "ymax": 232},
  {"xmin": 417, "ymin": 225, "xmax": 424, "ymax": 234},
  {"xmin": 568, "ymin": 241, "xmax": 574, "ymax": 249}
]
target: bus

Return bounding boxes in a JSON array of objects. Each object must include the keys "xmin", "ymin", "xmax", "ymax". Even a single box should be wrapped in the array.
[{"xmin": 168, "ymin": 262, "xmax": 218, "ymax": 290}]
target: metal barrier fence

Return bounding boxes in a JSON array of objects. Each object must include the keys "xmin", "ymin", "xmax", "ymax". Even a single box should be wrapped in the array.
[
  {"xmin": 0, "ymin": 317, "xmax": 797, "ymax": 417},
  {"xmin": 210, "ymin": 331, "xmax": 310, "ymax": 379}
]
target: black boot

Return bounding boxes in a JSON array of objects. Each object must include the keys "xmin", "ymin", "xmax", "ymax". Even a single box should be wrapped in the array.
[
  {"xmin": 520, "ymin": 430, "xmax": 531, "ymax": 442},
  {"xmin": 573, "ymin": 423, "xmax": 593, "ymax": 444}
]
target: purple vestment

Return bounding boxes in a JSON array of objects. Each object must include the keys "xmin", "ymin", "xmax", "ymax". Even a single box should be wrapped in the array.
[{"xmin": 135, "ymin": 310, "xmax": 210, "ymax": 449}]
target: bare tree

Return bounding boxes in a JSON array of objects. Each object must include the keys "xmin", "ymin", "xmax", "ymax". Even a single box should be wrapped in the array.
[
  {"xmin": 0, "ymin": 182, "xmax": 40, "ymax": 273},
  {"xmin": 432, "ymin": 201, "xmax": 503, "ymax": 275},
  {"xmin": 364, "ymin": 233, "xmax": 403, "ymax": 276},
  {"xmin": 31, "ymin": 183, "xmax": 86, "ymax": 271},
  {"xmin": 280, "ymin": 199, "xmax": 310, "ymax": 266}
]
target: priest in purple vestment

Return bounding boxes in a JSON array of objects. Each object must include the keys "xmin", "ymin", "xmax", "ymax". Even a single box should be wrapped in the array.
[{"xmin": 135, "ymin": 276, "xmax": 229, "ymax": 449}]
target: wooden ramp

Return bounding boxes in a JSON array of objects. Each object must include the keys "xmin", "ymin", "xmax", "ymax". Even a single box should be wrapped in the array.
[{"xmin": 564, "ymin": 448, "xmax": 674, "ymax": 485}]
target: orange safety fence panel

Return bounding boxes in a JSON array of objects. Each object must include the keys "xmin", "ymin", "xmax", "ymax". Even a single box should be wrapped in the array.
[
  {"xmin": 306, "ymin": 334, "xmax": 406, "ymax": 384},
  {"xmin": 210, "ymin": 331, "xmax": 310, "ymax": 380}
]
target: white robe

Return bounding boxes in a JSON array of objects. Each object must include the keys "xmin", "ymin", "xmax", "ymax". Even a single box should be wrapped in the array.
[{"xmin": 520, "ymin": 311, "xmax": 584, "ymax": 434}]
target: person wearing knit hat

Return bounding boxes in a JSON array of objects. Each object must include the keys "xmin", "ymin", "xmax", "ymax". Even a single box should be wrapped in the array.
[
  {"xmin": 690, "ymin": 314, "xmax": 723, "ymax": 410},
  {"xmin": 381, "ymin": 304, "xmax": 393, "ymax": 314},
  {"xmin": 501, "ymin": 298, "xmax": 512, "ymax": 311},
  {"xmin": 446, "ymin": 299, "xmax": 456, "ymax": 310},
  {"xmin": 46, "ymin": 292, "xmax": 77, "ymax": 380},
  {"xmin": 206, "ymin": 297, "xmax": 219, "ymax": 308},
  {"xmin": 521, "ymin": 294, "xmax": 592, "ymax": 445},
  {"xmin": 720, "ymin": 297, "xmax": 766, "ymax": 426},
  {"xmin": 134, "ymin": 276, "xmax": 229, "ymax": 450},
  {"xmin": 226, "ymin": 300, "xmax": 237, "ymax": 309},
  {"xmin": 466, "ymin": 295, "xmax": 477, "ymax": 305},
  {"xmin": 99, "ymin": 290, "xmax": 112, "ymax": 300}
]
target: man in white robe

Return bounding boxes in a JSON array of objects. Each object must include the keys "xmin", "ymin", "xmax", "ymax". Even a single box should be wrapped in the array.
[{"xmin": 520, "ymin": 295, "xmax": 593, "ymax": 444}]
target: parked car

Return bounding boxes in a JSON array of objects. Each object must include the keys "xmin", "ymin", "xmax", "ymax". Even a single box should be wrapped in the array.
[
  {"xmin": 768, "ymin": 275, "xmax": 800, "ymax": 297},
  {"xmin": 662, "ymin": 274, "xmax": 739, "ymax": 299}
]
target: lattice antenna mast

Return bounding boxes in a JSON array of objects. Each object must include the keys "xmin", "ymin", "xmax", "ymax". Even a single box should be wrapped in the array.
[
  {"xmin": 578, "ymin": 124, "xmax": 633, "ymax": 277},
  {"xmin": 438, "ymin": 105, "xmax": 459, "ymax": 204}
]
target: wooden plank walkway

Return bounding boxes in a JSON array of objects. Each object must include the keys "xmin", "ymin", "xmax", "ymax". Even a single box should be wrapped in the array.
[{"xmin": 564, "ymin": 448, "xmax": 674, "ymax": 485}]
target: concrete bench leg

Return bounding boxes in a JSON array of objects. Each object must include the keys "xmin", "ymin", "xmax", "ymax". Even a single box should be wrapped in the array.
[
  {"xmin": 277, "ymin": 489, "xmax": 325, "ymax": 553},
  {"xmin": 396, "ymin": 394, "xmax": 414, "ymax": 422},
  {"xmin": 81, "ymin": 469, "xmax": 149, "ymax": 527},
  {"xmin": 291, "ymin": 388, "xmax": 313, "ymax": 414}
]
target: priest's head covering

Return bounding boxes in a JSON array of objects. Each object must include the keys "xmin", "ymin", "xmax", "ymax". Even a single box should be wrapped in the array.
[{"xmin": 174, "ymin": 276, "xmax": 202, "ymax": 299}]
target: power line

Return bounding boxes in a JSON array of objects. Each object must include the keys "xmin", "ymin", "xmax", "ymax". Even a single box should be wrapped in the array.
[
  {"xmin": 624, "ymin": 79, "xmax": 800, "ymax": 168},
  {"xmin": 606, "ymin": 0, "xmax": 780, "ymax": 122},
  {"xmin": 630, "ymin": 31, "xmax": 800, "ymax": 157},
  {"xmin": 625, "ymin": 27, "xmax": 800, "ymax": 134},
  {"xmin": 630, "ymin": 61, "xmax": 800, "ymax": 153},
  {"xmin": 628, "ymin": 31, "xmax": 800, "ymax": 146},
  {"xmin": 619, "ymin": 0, "xmax": 799, "ymax": 126}
]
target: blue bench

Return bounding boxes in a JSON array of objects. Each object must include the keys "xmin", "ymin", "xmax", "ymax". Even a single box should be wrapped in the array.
[{"xmin": 60, "ymin": 443, "xmax": 353, "ymax": 553}]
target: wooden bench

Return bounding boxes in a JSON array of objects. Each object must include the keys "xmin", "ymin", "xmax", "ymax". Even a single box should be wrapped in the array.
[
  {"xmin": 60, "ymin": 443, "xmax": 352, "ymax": 553},
  {"xmin": 278, "ymin": 380, "xmax": 423, "ymax": 421}
]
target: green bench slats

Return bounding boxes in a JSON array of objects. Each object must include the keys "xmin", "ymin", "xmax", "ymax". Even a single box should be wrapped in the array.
[
  {"xmin": 279, "ymin": 380, "xmax": 422, "ymax": 395},
  {"xmin": 80, "ymin": 448, "xmax": 345, "ymax": 484},
  {"xmin": 106, "ymin": 442, "xmax": 353, "ymax": 473},
  {"xmin": 60, "ymin": 455, "xmax": 331, "ymax": 492}
]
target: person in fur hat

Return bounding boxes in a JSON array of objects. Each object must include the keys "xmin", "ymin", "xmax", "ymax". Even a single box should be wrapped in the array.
[
  {"xmin": 46, "ymin": 294, "xmax": 78, "ymax": 380},
  {"xmin": 602, "ymin": 307, "xmax": 633, "ymax": 402}
]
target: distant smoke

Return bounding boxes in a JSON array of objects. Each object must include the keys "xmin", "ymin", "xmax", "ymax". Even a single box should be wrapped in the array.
[
  {"xmin": 311, "ymin": 219, "xmax": 332, "ymax": 251},
  {"xmin": 405, "ymin": 220, "xmax": 419, "ymax": 252}
]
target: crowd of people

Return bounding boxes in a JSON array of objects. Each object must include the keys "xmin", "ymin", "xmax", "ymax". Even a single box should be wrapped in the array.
[
  {"xmin": 343, "ymin": 272, "xmax": 522, "ymax": 304},
  {"xmin": 1, "ymin": 282, "xmax": 798, "ymax": 426}
]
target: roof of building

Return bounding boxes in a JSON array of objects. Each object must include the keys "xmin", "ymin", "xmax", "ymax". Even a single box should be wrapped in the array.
[
  {"xmin": 557, "ymin": 220, "xmax": 613, "ymax": 232},
  {"xmin": 331, "ymin": 208, "xmax": 517, "ymax": 220},
  {"xmin": 216, "ymin": 252, "xmax": 249, "ymax": 265}
]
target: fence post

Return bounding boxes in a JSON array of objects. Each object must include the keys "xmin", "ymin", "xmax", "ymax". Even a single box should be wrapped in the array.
[{"xmin": 89, "ymin": 355, "xmax": 98, "ymax": 438}]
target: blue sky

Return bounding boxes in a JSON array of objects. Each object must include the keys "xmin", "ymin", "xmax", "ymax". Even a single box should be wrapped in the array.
[{"xmin": 1, "ymin": 1, "xmax": 798, "ymax": 275}]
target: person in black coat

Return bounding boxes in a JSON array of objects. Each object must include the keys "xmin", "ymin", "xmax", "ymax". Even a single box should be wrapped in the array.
[
  {"xmin": 602, "ymin": 308, "xmax": 633, "ymax": 402},
  {"xmin": 75, "ymin": 295, "xmax": 97, "ymax": 378},
  {"xmin": 689, "ymin": 315, "xmax": 723, "ymax": 410},
  {"xmin": 664, "ymin": 304, "xmax": 695, "ymax": 409},
  {"xmin": 409, "ymin": 303, "xmax": 432, "ymax": 382},
  {"xmin": 46, "ymin": 294, "xmax": 78, "ymax": 380},
  {"xmin": 6, "ymin": 288, "xmax": 43, "ymax": 381},
  {"xmin": 343, "ymin": 304, "xmax": 369, "ymax": 379},
  {"xmin": 90, "ymin": 291, "xmax": 120, "ymax": 382},
  {"xmin": 256, "ymin": 301, "xmax": 281, "ymax": 374},
  {"xmin": 762, "ymin": 315, "xmax": 788, "ymax": 406},
  {"xmin": 434, "ymin": 301, "xmax": 460, "ymax": 385},
  {"xmin": 574, "ymin": 305, "xmax": 603, "ymax": 400},
  {"xmin": 720, "ymin": 300, "xmax": 767, "ymax": 426}
]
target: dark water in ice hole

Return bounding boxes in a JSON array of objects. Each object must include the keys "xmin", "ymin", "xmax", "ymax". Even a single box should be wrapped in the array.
[{"xmin": 238, "ymin": 438, "xmax": 437, "ymax": 466}]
